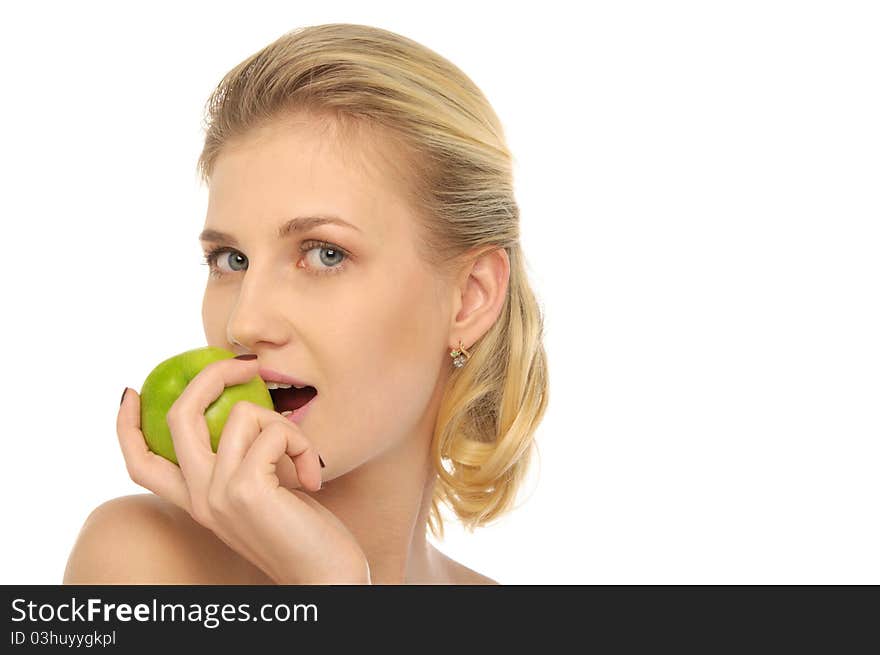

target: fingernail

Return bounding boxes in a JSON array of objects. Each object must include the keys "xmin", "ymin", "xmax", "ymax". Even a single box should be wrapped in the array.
[
  {"xmin": 318, "ymin": 454, "xmax": 326, "ymax": 468},
  {"xmin": 120, "ymin": 387, "xmax": 128, "ymax": 406},
  {"xmin": 234, "ymin": 354, "xmax": 257, "ymax": 360}
]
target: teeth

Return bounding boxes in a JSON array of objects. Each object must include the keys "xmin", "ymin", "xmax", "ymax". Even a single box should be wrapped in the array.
[
  {"xmin": 266, "ymin": 381, "xmax": 311, "ymax": 390},
  {"xmin": 281, "ymin": 410, "xmax": 294, "ymax": 416}
]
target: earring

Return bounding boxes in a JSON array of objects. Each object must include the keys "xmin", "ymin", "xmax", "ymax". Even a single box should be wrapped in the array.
[{"xmin": 450, "ymin": 339, "xmax": 471, "ymax": 368}]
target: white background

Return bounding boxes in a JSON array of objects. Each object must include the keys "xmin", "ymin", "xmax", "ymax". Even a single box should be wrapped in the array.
[{"xmin": 1, "ymin": 1, "xmax": 877, "ymax": 584}]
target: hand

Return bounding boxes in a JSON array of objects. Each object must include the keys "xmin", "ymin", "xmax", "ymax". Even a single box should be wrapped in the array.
[{"xmin": 117, "ymin": 356, "xmax": 370, "ymax": 585}]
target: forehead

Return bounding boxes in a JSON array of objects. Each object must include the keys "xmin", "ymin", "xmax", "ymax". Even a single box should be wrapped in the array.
[{"xmin": 206, "ymin": 115, "xmax": 410, "ymax": 238}]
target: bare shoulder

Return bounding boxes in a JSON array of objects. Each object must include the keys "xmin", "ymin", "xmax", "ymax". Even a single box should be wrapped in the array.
[{"xmin": 63, "ymin": 494, "xmax": 271, "ymax": 585}]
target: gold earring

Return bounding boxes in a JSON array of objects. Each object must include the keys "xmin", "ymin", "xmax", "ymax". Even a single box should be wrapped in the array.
[{"xmin": 450, "ymin": 339, "xmax": 471, "ymax": 368}]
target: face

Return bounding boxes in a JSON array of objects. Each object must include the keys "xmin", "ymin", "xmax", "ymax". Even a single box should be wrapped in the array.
[{"xmin": 200, "ymin": 114, "xmax": 453, "ymax": 478}]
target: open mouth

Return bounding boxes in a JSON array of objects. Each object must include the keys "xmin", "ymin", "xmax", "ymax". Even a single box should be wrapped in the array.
[{"xmin": 269, "ymin": 385, "xmax": 318, "ymax": 413}]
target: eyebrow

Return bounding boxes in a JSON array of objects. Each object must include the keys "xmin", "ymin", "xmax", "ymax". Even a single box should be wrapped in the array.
[{"xmin": 199, "ymin": 215, "xmax": 361, "ymax": 245}]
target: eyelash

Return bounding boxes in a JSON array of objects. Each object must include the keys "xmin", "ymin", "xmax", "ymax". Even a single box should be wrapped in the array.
[{"xmin": 201, "ymin": 240, "xmax": 351, "ymax": 279}]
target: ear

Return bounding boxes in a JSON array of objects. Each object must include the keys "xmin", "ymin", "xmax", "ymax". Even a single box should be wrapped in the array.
[{"xmin": 449, "ymin": 247, "xmax": 510, "ymax": 348}]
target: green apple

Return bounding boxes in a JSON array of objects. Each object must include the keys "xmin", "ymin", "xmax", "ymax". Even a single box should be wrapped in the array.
[{"xmin": 139, "ymin": 346, "xmax": 273, "ymax": 465}]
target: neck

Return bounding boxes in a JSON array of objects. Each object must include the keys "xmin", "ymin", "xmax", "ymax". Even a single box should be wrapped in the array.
[{"xmin": 308, "ymin": 442, "xmax": 444, "ymax": 584}]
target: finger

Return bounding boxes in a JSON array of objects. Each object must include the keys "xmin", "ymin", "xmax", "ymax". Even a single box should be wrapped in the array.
[
  {"xmin": 274, "ymin": 442, "xmax": 303, "ymax": 490},
  {"xmin": 166, "ymin": 356, "xmax": 261, "ymax": 497},
  {"xmin": 238, "ymin": 403, "xmax": 313, "ymax": 489},
  {"xmin": 238, "ymin": 417, "xmax": 323, "ymax": 493},
  {"xmin": 117, "ymin": 388, "xmax": 192, "ymax": 512},
  {"xmin": 212, "ymin": 402, "xmax": 301, "ymax": 492},
  {"xmin": 205, "ymin": 403, "xmax": 299, "ymax": 577}
]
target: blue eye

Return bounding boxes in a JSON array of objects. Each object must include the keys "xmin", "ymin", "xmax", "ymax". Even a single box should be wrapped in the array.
[
  {"xmin": 201, "ymin": 248, "xmax": 246, "ymax": 278},
  {"xmin": 201, "ymin": 240, "xmax": 350, "ymax": 279},
  {"xmin": 303, "ymin": 243, "xmax": 346, "ymax": 270}
]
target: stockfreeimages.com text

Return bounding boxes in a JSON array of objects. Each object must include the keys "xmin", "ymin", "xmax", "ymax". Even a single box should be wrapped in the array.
[{"xmin": 11, "ymin": 597, "xmax": 317, "ymax": 629}]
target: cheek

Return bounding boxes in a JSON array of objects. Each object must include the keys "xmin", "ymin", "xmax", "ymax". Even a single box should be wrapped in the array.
[
  {"xmin": 370, "ymin": 267, "xmax": 446, "ymax": 369},
  {"xmin": 326, "ymin": 270, "xmax": 447, "ymax": 430},
  {"xmin": 201, "ymin": 287, "xmax": 234, "ymax": 345}
]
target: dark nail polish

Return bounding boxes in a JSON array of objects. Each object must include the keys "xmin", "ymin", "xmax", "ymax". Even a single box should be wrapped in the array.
[
  {"xmin": 120, "ymin": 387, "xmax": 128, "ymax": 406},
  {"xmin": 234, "ymin": 354, "xmax": 257, "ymax": 360},
  {"xmin": 319, "ymin": 454, "xmax": 326, "ymax": 468}
]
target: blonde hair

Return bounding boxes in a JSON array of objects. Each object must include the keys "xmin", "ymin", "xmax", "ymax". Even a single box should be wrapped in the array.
[{"xmin": 195, "ymin": 23, "xmax": 549, "ymax": 539}]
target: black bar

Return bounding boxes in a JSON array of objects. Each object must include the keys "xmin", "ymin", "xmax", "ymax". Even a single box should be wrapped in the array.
[{"xmin": 2, "ymin": 585, "xmax": 876, "ymax": 650}]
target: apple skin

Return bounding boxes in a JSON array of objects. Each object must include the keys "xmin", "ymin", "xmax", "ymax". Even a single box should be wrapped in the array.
[{"xmin": 140, "ymin": 346, "xmax": 274, "ymax": 465}]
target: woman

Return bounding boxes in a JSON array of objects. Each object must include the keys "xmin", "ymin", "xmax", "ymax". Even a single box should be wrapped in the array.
[{"xmin": 63, "ymin": 23, "xmax": 549, "ymax": 585}]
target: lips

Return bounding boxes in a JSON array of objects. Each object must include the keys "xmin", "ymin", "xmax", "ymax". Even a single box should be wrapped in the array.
[
  {"xmin": 281, "ymin": 393, "xmax": 316, "ymax": 424},
  {"xmin": 258, "ymin": 367, "xmax": 313, "ymax": 389},
  {"xmin": 254, "ymin": 366, "xmax": 318, "ymax": 415}
]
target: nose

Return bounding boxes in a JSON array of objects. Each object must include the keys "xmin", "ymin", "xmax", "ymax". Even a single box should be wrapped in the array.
[{"xmin": 223, "ymin": 263, "xmax": 288, "ymax": 351}]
